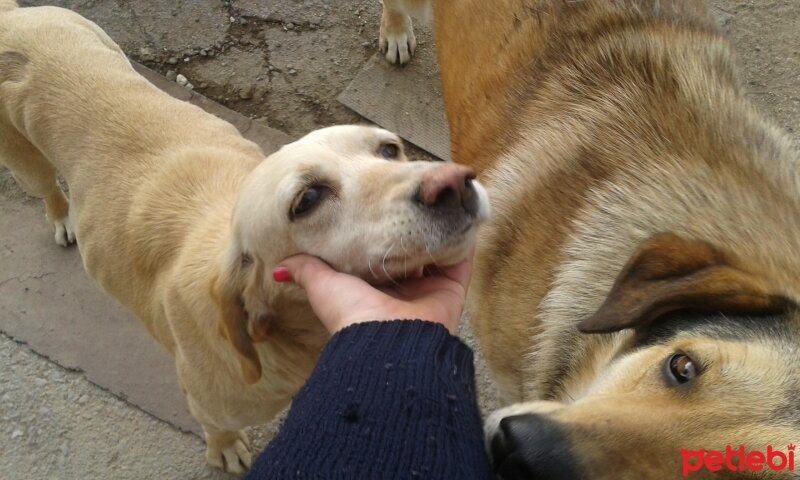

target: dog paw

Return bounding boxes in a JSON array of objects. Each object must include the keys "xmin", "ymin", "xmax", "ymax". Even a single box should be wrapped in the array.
[
  {"xmin": 205, "ymin": 429, "xmax": 252, "ymax": 474},
  {"xmin": 53, "ymin": 217, "xmax": 75, "ymax": 247},
  {"xmin": 380, "ymin": 11, "xmax": 416, "ymax": 65}
]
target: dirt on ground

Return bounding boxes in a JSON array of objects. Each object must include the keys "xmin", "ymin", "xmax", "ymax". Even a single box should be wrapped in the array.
[{"xmin": 26, "ymin": 0, "xmax": 383, "ymax": 137}]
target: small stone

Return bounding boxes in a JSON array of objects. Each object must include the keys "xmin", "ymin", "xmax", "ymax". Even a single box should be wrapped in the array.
[
  {"xmin": 288, "ymin": 68, "xmax": 297, "ymax": 75},
  {"xmin": 77, "ymin": 394, "xmax": 88, "ymax": 405},
  {"xmin": 165, "ymin": 70, "xmax": 177, "ymax": 81},
  {"xmin": 285, "ymin": 22, "xmax": 295, "ymax": 30},
  {"xmin": 183, "ymin": 57, "xmax": 190, "ymax": 63},
  {"xmin": 200, "ymin": 49, "xmax": 208, "ymax": 57},
  {"xmin": 166, "ymin": 57, "xmax": 178, "ymax": 65},
  {"xmin": 185, "ymin": 83, "xmax": 194, "ymax": 91},
  {"xmin": 33, "ymin": 377, "xmax": 47, "ymax": 387},
  {"xmin": 240, "ymin": 18, "xmax": 248, "ymax": 26},
  {"xmin": 229, "ymin": 16, "xmax": 236, "ymax": 23},
  {"xmin": 175, "ymin": 74, "xmax": 188, "ymax": 87},
  {"xmin": 138, "ymin": 47, "xmax": 155, "ymax": 62},
  {"xmin": 239, "ymin": 85, "xmax": 254, "ymax": 99},
  {"xmin": 11, "ymin": 429, "xmax": 23, "ymax": 439},
  {"xmin": 362, "ymin": 41, "xmax": 371, "ymax": 47}
]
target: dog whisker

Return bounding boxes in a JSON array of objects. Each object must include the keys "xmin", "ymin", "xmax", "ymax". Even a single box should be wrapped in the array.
[
  {"xmin": 368, "ymin": 256, "xmax": 377, "ymax": 280},
  {"xmin": 423, "ymin": 238, "xmax": 436, "ymax": 266},
  {"xmin": 400, "ymin": 235, "xmax": 409, "ymax": 278},
  {"xmin": 382, "ymin": 243, "xmax": 402, "ymax": 287}
]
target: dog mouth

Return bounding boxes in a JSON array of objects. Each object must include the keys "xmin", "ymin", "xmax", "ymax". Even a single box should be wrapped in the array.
[
  {"xmin": 362, "ymin": 227, "xmax": 477, "ymax": 283},
  {"xmin": 333, "ymin": 180, "xmax": 488, "ymax": 283},
  {"xmin": 364, "ymin": 259, "xmax": 440, "ymax": 285}
]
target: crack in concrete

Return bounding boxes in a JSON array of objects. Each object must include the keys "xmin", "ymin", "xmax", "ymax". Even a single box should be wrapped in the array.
[
  {"xmin": 0, "ymin": 330, "xmax": 202, "ymax": 438},
  {"xmin": 0, "ymin": 272, "xmax": 56, "ymax": 289}
]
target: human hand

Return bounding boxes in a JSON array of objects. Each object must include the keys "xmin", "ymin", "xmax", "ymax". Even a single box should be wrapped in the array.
[{"xmin": 272, "ymin": 252, "xmax": 474, "ymax": 335}]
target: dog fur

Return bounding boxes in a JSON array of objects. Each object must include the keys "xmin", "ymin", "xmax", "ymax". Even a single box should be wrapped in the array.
[
  {"xmin": 0, "ymin": 2, "xmax": 488, "ymax": 473},
  {"xmin": 383, "ymin": 0, "xmax": 800, "ymax": 477}
]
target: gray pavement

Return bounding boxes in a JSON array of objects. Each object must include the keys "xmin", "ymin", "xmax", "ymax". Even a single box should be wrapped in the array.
[{"xmin": 1, "ymin": 333, "xmax": 233, "ymax": 480}]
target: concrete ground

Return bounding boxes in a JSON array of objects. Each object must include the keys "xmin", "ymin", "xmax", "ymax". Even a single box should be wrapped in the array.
[{"xmin": 2, "ymin": 0, "xmax": 799, "ymax": 479}]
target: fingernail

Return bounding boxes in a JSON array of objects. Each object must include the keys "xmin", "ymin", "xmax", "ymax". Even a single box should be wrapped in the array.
[{"xmin": 273, "ymin": 267, "xmax": 291, "ymax": 283}]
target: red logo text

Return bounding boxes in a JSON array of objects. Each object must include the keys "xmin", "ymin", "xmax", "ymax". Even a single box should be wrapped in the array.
[{"xmin": 681, "ymin": 445, "xmax": 795, "ymax": 477}]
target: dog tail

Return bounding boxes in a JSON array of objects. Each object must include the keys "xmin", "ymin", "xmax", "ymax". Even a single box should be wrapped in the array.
[{"xmin": 0, "ymin": 0, "xmax": 17, "ymax": 12}]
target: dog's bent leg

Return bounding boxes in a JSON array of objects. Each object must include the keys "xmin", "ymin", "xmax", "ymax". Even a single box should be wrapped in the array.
[
  {"xmin": 0, "ymin": 125, "xmax": 75, "ymax": 246},
  {"xmin": 202, "ymin": 425, "xmax": 253, "ymax": 474},
  {"xmin": 184, "ymin": 391, "xmax": 253, "ymax": 473},
  {"xmin": 380, "ymin": 0, "xmax": 419, "ymax": 65}
]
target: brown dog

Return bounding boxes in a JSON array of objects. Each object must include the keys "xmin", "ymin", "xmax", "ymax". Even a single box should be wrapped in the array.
[
  {"xmin": 0, "ymin": 1, "xmax": 489, "ymax": 473},
  {"xmin": 383, "ymin": 0, "xmax": 800, "ymax": 478}
]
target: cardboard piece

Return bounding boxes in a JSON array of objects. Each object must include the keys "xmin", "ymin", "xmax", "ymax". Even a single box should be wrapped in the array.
[{"xmin": 338, "ymin": 44, "xmax": 451, "ymax": 162}]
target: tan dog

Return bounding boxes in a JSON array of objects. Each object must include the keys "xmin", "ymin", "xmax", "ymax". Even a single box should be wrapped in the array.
[
  {"xmin": 0, "ymin": 1, "xmax": 489, "ymax": 473},
  {"xmin": 384, "ymin": 0, "xmax": 800, "ymax": 478}
]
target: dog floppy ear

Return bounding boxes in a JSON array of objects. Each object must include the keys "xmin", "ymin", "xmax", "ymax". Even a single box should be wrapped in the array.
[
  {"xmin": 210, "ymin": 253, "xmax": 265, "ymax": 385},
  {"xmin": 579, "ymin": 233, "xmax": 792, "ymax": 333}
]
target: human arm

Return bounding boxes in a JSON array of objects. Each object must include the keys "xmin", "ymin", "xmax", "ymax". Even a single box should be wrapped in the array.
[{"xmin": 245, "ymin": 254, "xmax": 493, "ymax": 479}]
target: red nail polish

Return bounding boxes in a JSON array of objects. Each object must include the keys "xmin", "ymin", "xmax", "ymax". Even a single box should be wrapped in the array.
[{"xmin": 273, "ymin": 267, "xmax": 291, "ymax": 283}]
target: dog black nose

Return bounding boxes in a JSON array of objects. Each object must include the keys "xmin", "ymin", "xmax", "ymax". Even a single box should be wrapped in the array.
[
  {"xmin": 416, "ymin": 164, "xmax": 478, "ymax": 214},
  {"xmin": 491, "ymin": 414, "xmax": 582, "ymax": 480}
]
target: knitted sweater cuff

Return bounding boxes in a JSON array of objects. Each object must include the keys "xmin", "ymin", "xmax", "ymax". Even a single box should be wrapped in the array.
[
  {"xmin": 322, "ymin": 319, "xmax": 474, "ymax": 381},
  {"xmin": 247, "ymin": 320, "xmax": 490, "ymax": 479}
]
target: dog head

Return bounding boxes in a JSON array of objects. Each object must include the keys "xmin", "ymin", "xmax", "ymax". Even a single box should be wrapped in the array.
[
  {"xmin": 213, "ymin": 125, "xmax": 489, "ymax": 383},
  {"xmin": 487, "ymin": 233, "xmax": 800, "ymax": 479}
]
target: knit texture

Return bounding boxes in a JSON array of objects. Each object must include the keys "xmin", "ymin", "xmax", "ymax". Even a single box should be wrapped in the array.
[{"xmin": 246, "ymin": 320, "xmax": 492, "ymax": 479}]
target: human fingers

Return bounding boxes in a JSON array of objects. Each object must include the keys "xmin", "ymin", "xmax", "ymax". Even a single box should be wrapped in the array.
[{"xmin": 274, "ymin": 254, "xmax": 337, "ymax": 290}]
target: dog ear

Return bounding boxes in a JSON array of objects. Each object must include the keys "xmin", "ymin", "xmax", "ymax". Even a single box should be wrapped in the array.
[
  {"xmin": 210, "ymin": 254, "xmax": 263, "ymax": 385},
  {"xmin": 239, "ymin": 256, "xmax": 274, "ymax": 343},
  {"xmin": 578, "ymin": 233, "xmax": 792, "ymax": 333}
]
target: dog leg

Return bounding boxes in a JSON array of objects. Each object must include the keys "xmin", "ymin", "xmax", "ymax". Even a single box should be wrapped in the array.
[
  {"xmin": 38, "ymin": 183, "xmax": 73, "ymax": 247},
  {"xmin": 202, "ymin": 425, "xmax": 253, "ymax": 474},
  {"xmin": 183, "ymin": 387, "xmax": 253, "ymax": 473},
  {"xmin": 0, "ymin": 126, "xmax": 75, "ymax": 246},
  {"xmin": 380, "ymin": 0, "xmax": 418, "ymax": 65}
]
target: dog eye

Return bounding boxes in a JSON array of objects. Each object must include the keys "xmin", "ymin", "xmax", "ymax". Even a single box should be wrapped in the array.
[
  {"xmin": 291, "ymin": 186, "xmax": 329, "ymax": 219},
  {"xmin": 379, "ymin": 142, "xmax": 400, "ymax": 160},
  {"xmin": 664, "ymin": 352, "xmax": 699, "ymax": 386}
]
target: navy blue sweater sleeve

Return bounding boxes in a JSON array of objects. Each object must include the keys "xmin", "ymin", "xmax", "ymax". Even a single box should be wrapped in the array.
[{"xmin": 246, "ymin": 320, "xmax": 493, "ymax": 479}]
